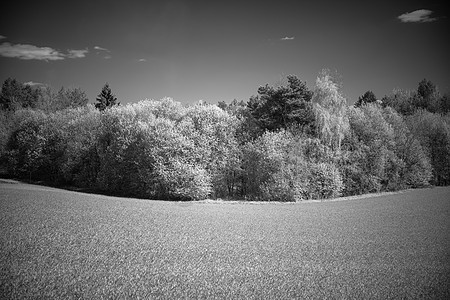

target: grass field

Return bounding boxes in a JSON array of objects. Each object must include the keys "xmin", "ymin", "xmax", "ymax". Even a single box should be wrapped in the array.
[{"xmin": 1, "ymin": 181, "xmax": 449, "ymax": 299}]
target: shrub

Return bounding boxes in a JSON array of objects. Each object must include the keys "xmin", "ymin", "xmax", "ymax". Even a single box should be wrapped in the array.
[
  {"xmin": 306, "ymin": 162, "xmax": 343, "ymax": 199},
  {"xmin": 242, "ymin": 131, "xmax": 302, "ymax": 201}
]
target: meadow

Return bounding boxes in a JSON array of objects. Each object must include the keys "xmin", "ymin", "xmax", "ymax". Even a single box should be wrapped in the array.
[{"xmin": 1, "ymin": 181, "xmax": 449, "ymax": 298}]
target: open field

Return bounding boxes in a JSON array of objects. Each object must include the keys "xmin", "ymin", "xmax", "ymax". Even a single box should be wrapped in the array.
[{"xmin": 1, "ymin": 182, "xmax": 449, "ymax": 299}]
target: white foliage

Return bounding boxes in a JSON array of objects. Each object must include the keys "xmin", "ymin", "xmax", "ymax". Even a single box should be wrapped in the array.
[{"xmin": 312, "ymin": 71, "xmax": 349, "ymax": 150}]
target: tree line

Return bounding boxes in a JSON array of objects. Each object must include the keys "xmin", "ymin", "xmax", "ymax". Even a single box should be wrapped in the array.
[{"xmin": 0, "ymin": 71, "xmax": 449, "ymax": 201}]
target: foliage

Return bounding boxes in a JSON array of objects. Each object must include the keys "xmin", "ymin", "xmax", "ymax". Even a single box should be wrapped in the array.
[
  {"xmin": 354, "ymin": 90, "xmax": 377, "ymax": 107},
  {"xmin": 312, "ymin": 70, "xmax": 349, "ymax": 150},
  {"xmin": 36, "ymin": 86, "xmax": 89, "ymax": 112},
  {"xmin": 1, "ymin": 74, "xmax": 447, "ymax": 202},
  {"xmin": 59, "ymin": 106, "xmax": 102, "ymax": 187},
  {"xmin": 0, "ymin": 78, "xmax": 40, "ymax": 111},
  {"xmin": 416, "ymin": 79, "xmax": 439, "ymax": 112},
  {"xmin": 242, "ymin": 131, "xmax": 304, "ymax": 201},
  {"xmin": 406, "ymin": 110, "xmax": 450, "ymax": 185},
  {"xmin": 381, "ymin": 107, "xmax": 432, "ymax": 187},
  {"xmin": 381, "ymin": 89, "xmax": 417, "ymax": 116},
  {"xmin": 241, "ymin": 131, "xmax": 343, "ymax": 201},
  {"xmin": 342, "ymin": 104, "xmax": 432, "ymax": 195},
  {"xmin": 219, "ymin": 99, "xmax": 262, "ymax": 144},
  {"xmin": 5, "ymin": 109, "xmax": 48, "ymax": 180},
  {"xmin": 247, "ymin": 75, "xmax": 315, "ymax": 133},
  {"xmin": 307, "ymin": 162, "xmax": 343, "ymax": 199},
  {"xmin": 0, "ymin": 77, "xmax": 89, "ymax": 113},
  {"xmin": 95, "ymin": 83, "xmax": 119, "ymax": 111},
  {"xmin": 382, "ymin": 79, "xmax": 448, "ymax": 115},
  {"xmin": 0, "ymin": 110, "xmax": 11, "ymax": 160}
]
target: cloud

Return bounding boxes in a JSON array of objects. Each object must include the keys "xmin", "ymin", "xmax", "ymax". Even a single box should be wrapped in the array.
[
  {"xmin": 0, "ymin": 43, "xmax": 65, "ymax": 60},
  {"xmin": 67, "ymin": 49, "xmax": 89, "ymax": 58},
  {"xmin": 0, "ymin": 35, "xmax": 6, "ymax": 40},
  {"xmin": 24, "ymin": 81, "xmax": 46, "ymax": 87},
  {"xmin": 280, "ymin": 36, "xmax": 295, "ymax": 41},
  {"xmin": 0, "ymin": 42, "xmax": 88, "ymax": 61},
  {"xmin": 94, "ymin": 46, "xmax": 110, "ymax": 52},
  {"xmin": 93, "ymin": 46, "xmax": 112, "ymax": 59},
  {"xmin": 398, "ymin": 9, "xmax": 437, "ymax": 23},
  {"xmin": 138, "ymin": 58, "xmax": 147, "ymax": 62}
]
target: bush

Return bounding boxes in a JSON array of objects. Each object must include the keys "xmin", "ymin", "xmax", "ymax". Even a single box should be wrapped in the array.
[
  {"xmin": 242, "ymin": 131, "xmax": 304, "ymax": 201},
  {"xmin": 306, "ymin": 162, "xmax": 343, "ymax": 199}
]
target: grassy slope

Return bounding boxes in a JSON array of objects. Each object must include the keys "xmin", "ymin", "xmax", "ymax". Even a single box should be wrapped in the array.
[{"xmin": 1, "ymin": 183, "xmax": 449, "ymax": 299}]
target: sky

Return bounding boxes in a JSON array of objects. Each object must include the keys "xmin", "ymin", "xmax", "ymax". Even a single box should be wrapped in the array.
[{"xmin": 0, "ymin": 0, "xmax": 448, "ymax": 106}]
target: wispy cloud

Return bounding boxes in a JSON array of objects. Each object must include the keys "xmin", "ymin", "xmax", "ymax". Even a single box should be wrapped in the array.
[
  {"xmin": 398, "ymin": 9, "xmax": 437, "ymax": 23},
  {"xmin": 0, "ymin": 42, "xmax": 88, "ymax": 61},
  {"xmin": 138, "ymin": 58, "xmax": 147, "ymax": 62},
  {"xmin": 24, "ymin": 81, "xmax": 46, "ymax": 87},
  {"xmin": 0, "ymin": 35, "xmax": 6, "ymax": 40},
  {"xmin": 94, "ymin": 46, "xmax": 110, "ymax": 52},
  {"xmin": 67, "ymin": 49, "xmax": 89, "ymax": 58},
  {"xmin": 93, "ymin": 45, "xmax": 112, "ymax": 59},
  {"xmin": 281, "ymin": 36, "xmax": 295, "ymax": 41}
]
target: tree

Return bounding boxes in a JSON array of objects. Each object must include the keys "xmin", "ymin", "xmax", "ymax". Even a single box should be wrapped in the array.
[
  {"xmin": 439, "ymin": 93, "xmax": 450, "ymax": 114},
  {"xmin": 95, "ymin": 83, "xmax": 119, "ymax": 111},
  {"xmin": 354, "ymin": 90, "xmax": 377, "ymax": 107},
  {"xmin": 36, "ymin": 86, "xmax": 89, "ymax": 112},
  {"xmin": 57, "ymin": 87, "xmax": 89, "ymax": 109},
  {"xmin": 312, "ymin": 70, "xmax": 349, "ymax": 150},
  {"xmin": 406, "ymin": 110, "xmax": 450, "ymax": 186},
  {"xmin": 416, "ymin": 79, "xmax": 439, "ymax": 112},
  {"xmin": 381, "ymin": 89, "xmax": 416, "ymax": 115},
  {"xmin": 247, "ymin": 75, "xmax": 314, "ymax": 132},
  {"xmin": 0, "ymin": 78, "xmax": 40, "ymax": 110},
  {"xmin": 382, "ymin": 80, "xmax": 443, "ymax": 115}
]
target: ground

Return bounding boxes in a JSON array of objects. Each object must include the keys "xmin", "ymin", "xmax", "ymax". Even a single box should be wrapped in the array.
[{"xmin": 1, "ymin": 181, "xmax": 449, "ymax": 298}]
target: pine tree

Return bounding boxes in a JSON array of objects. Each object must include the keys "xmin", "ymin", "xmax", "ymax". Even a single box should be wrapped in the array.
[
  {"xmin": 247, "ymin": 75, "xmax": 314, "ymax": 132},
  {"xmin": 95, "ymin": 83, "xmax": 119, "ymax": 111}
]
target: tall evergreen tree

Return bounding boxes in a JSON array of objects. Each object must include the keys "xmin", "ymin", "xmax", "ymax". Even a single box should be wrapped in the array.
[{"xmin": 95, "ymin": 83, "xmax": 119, "ymax": 111}]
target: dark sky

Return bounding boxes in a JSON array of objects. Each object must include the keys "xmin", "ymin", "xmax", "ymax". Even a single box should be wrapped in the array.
[{"xmin": 0, "ymin": 0, "xmax": 448, "ymax": 105}]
